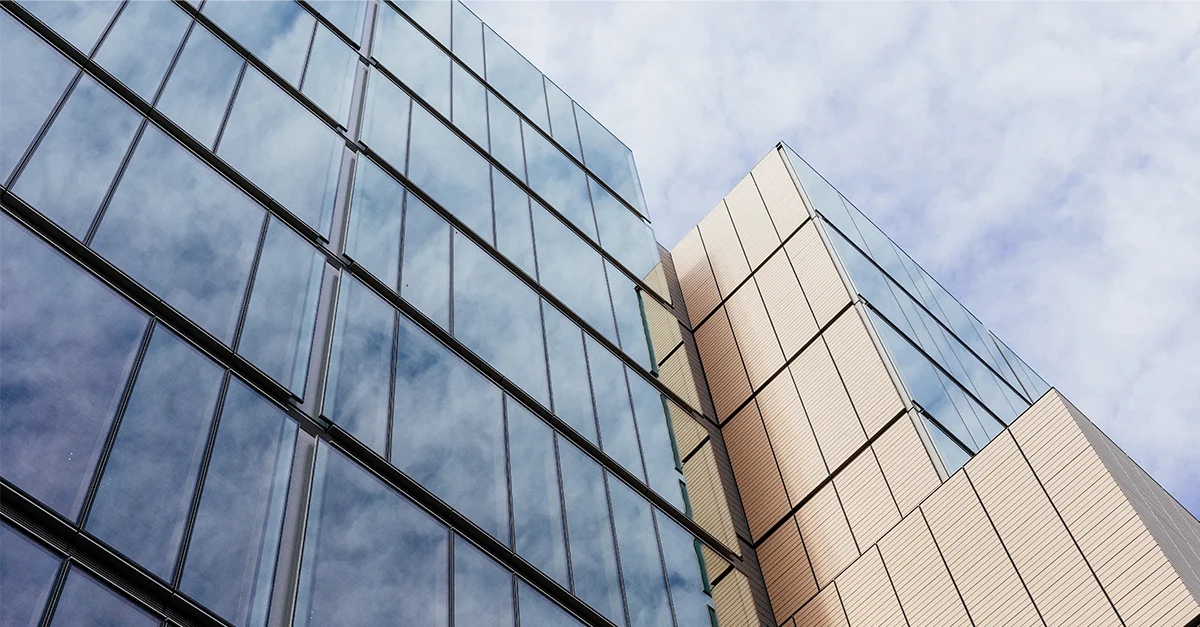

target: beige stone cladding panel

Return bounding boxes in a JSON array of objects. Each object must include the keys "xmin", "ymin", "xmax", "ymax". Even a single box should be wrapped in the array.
[
  {"xmin": 643, "ymin": 262, "xmax": 672, "ymax": 306},
  {"xmin": 795, "ymin": 482, "xmax": 860, "ymax": 587},
  {"xmin": 658, "ymin": 348, "xmax": 703, "ymax": 412},
  {"xmin": 682, "ymin": 442, "xmax": 740, "ymax": 554},
  {"xmin": 713, "ymin": 569, "xmax": 763, "ymax": 627},
  {"xmin": 791, "ymin": 337, "xmax": 867, "ymax": 473},
  {"xmin": 725, "ymin": 282, "xmax": 785, "ymax": 390},
  {"xmin": 699, "ymin": 201, "xmax": 752, "ymax": 298},
  {"xmin": 878, "ymin": 512, "xmax": 972, "ymax": 626},
  {"xmin": 671, "ymin": 227, "xmax": 721, "ymax": 328},
  {"xmin": 723, "ymin": 400, "xmax": 790, "ymax": 540},
  {"xmin": 752, "ymin": 148, "xmax": 808, "ymax": 241},
  {"xmin": 642, "ymin": 296, "xmax": 682, "ymax": 366},
  {"xmin": 668, "ymin": 398, "xmax": 707, "ymax": 460},
  {"xmin": 966, "ymin": 431, "xmax": 1121, "ymax": 627},
  {"xmin": 725, "ymin": 172, "xmax": 782, "ymax": 269},
  {"xmin": 834, "ymin": 451, "xmax": 901, "ymax": 551},
  {"xmin": 784, "ymin": 222, "xmax": 850, "ymax": 328},
  {"xmin": 921, "ymin": 472, "xmax": 1043, "ymax": 627},
  {"xmin": 757, "ymin": 370, "xmax": 828, "ymax": 508},
  {"xmin": 822, "ymin": 311, "xmax": 904, "ymax": 439},
  {"xmin": 694, "ymin": 308, "xmax": 752, "ymax": 421},
  {"xmin": 755, "ymin": 249, "xmax": 820, "ymax": 359},
  {"xmin": 792, "ymin": 584, "xmax": 849, "ymax": 627},
  {"xmin": 872, "ymin": 416, "xmax": 941, "ymax": 517},
  {"xmin": 759, "ymin": 518, "xmax": 819, "ymax": 624},
  {"xmin": 835, "ymin": 547, "xmax": 906, "ymax": 627}
]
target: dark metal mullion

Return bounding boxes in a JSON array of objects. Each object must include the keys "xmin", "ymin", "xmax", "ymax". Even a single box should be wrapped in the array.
[
  {"xmin": 447, "ymin": 530, "xmax": 456, "ymax": 627},
  {"xmin": 502, "ymin": 397, "xmax": 517, "ymax": 550},
  {"xmin": 81, "ymin": 116, "xmax": 150, "ymax": 247},
  {"xmin": 35, "ymin": 554, "xmax": 72, "ymax": 627},
  {"xmin": 295, "ymin": 19, "xmax": 320, "ymax": 93},
  {"xmin": 296, "ymin": 0, "xmax": 364, "ymax": 52},
  {"xmin": 211, "ymin": 58, "xmax": 248, "ymax": 153},
  {"xmin": 384, "ymin": 309, "xmax": 399, "ymax": 463},
  {"xmin": 264, "ymin": 430, "xmax": 319, "ymax": 627},
  {"xmin": 921, "ymin": 409, "xmax": 977, "ymax": 461},
  {"xmin": 601, "ymin": 472, "xmax": 633, "ymax": 627},
  {"xmin": 553, "ymin": 433, "xmax": 575, "ymax": 594},
  {"xmin": 229, "ymin": 213, "xmax": 274, "ymax": 352},
  {"xmin": 87, "ymin": 0, "xmax": 131, "ymax": 60}
]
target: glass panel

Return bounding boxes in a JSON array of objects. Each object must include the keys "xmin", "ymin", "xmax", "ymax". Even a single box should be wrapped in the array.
[
  {"xmin": 451, "ymin": 2, "xmax": 483, "ymax": 75},
  {"xmin": 518, "ymin": 580, "xmax": 584, "ymax": 627},
  {"xmin": 574, "ymin": 103, "xmax": 645, "ymax": 216},
  {"xmin": 92, "ymin": 127, "xmax": 264, "ymax": 344},
  {"xmin": 295, "ymin": 445, "xmax": 449, "ymax": 627},
  {"xmin": 308, "ymin": 1, "xmax": 366, "ymax": 43},
  {"xmin": 785, "ymin": 147, "xmax": 865, "ymax": 249},
  {"xmin": 0, "ymin": 522, "xmax": 61, "ymax": 627},
  {"xmin": 218, "ymin": 69, "xmax": 342, "ymax": 236},
  {"xmin": 391, "ymin": 315, "xmax": 508, "ymax": 541},
  {"xmin": 586, "ymin": 336, "xmax": 645, "ymax": 479},
  {"xmin": 543, "ymin": 78, "xmax": 581, "ymax": 159},
  {"xmin": 532, "ymin": 203, "xmax": 616, "ymax": 341},
  {"xmin": 922, "ymin": 413, "xmax": 970, "ymax": 474},
  {"xmin": 180, "ymin": 379, "xmax": 296, "ymax": 627},
  {"xmin": 400, "ymin": 194, "xmax": 451, "ymax": 329},
  {"xmin": 239, "ymin": 219, "xmax": 325, "ymax": 395},
  {"xmin": 629, "ymin": 374, "xmax": 685, "ymax": 510},
  {"xmin": 324, "ymin": 276, "xmax": 394, "ymax": 453},
  {"xmin": 86, "ymin": 327, "xmax": 223, "ymax": 580},
  {"xmin": 454, "ymin": 538, "xmax": 514, "ymax": 627},
  {"xmin": 543, "ymin": 305, "xmax": 597, "ymax": 443},
  {"xmin": 13, "ymin": 76, "xmax": 140, "ymax": 238},
  {"xmin": 507, "ymin": 400, "xmax": 568, "ymax": 585},
  {"xmin": 346, "ymin": 157, "xmax": 403, "ymax": 288},
  {"xmin": 524, "ymin": 124, "xmax": 596, "ymax": 240},
  {"xmin": 398, "ymin": 0, "xmax": 450, "ymax": 44},
  {"xmin": 301, "ymin": 24, "xmax": 357, "ymax": 126},
  {"xmin": 156, "ymin": 24, "xmax": 243, "ymax": 148},
  {"xmin": 610, "ymin": 480, "xmax": 674, "ymax": 627},
  {"xmin": 592, "ymin": 179, "xmax": 659, "ymax": 279},
  {"xmin": 453, "ymin": 234, "xmax": 551, "ymax": 406},
  {"xmin": 202, "ymin": 0, "xmax": 314, "ymax": 85},
  {"xmin": 48, "ymin": 566, "xmax": 157, "ymax": 627},
  {"xmin": 558, "ymin": 443, "xmax": 624, "ymax": 624},
  {"xmin": 0, "ymin": 12, "xmax": 77, "ymax": 182},
  {"xmin": 94, "ymin": 0, "xmax": 189, "ymax": 101},
  {"xmin": 608, "ymin": 263, "xmax": 652, "ymax": 370},
  {"xmin": 374, "ymin": 5, "xmax": 450, "ymax": 116},
  {"xmin": 17, "ymin": 0, "xmax": 119, "ymax": 53},
  {"xmin": 487, "ymin": 92, "xmax": 525, "ymax": 180},
  {"xmin": 493, "ymin": 171, "xmax": 537, "ymax": 277},
  {"xmin": 0, "ymin": 217, "xmax": 147, "ymax": 519},
  {"xmin": 483, "ymin": 26, "xmax": 548, "ymax": 128},
  {"xmin": 407, "ymin": 105, "xmax": 492, "ymax": 239},
  {"xmin": 361, "ymin": 71, "xmax": 411, "ymax": 173},
  {"xmin": 452, "ymin": 62, "xmax": 488, "ymax": 148},
  {"xmin": 994, "ymin": 333, "xmax": 1051, "ymax": 400},
  {"xmin": 659, "ymin": 514, "xmax": 715, "ymax": 627}
]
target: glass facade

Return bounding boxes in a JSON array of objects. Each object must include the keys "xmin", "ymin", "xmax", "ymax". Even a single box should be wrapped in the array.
[{"xmin": 0, "ymin": 2, "xmax": 744, "ymax": 626}]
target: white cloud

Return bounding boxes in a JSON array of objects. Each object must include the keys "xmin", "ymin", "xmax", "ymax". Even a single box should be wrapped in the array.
[{"xmin": 470, "ymin": 1, "xmax": 1200, "ymax": 517}]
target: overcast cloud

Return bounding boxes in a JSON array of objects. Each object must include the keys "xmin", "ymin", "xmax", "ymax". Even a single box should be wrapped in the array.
[{"xmin": 470, "ymin": 1, "xmax": 1200, "ymax": 517}]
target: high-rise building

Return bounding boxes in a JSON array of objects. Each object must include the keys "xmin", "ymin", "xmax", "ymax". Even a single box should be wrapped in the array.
[{"xmin": 0, "ymin": 3, "xmax": 1195, "ymax": 627}]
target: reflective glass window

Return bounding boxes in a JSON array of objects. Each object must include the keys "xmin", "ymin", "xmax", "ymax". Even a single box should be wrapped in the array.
[
  {"xmin": 400, "ymin": 194, "xmax": 451, "ymax": 329},
  {"xmin": 487, "ymin": 92, "xmax": 525, "ymax": 180},
  {"xmin": 391, "ymin": 315, "xmax": 508, "ymax": 541},
  {"xmin": 375, "ymin": 6, "xmax": 450, "ymax": 116},
  {"xmin": 543, "ymin": 305, "xmax": 598, "ymax": 443},
  {"xmin": 922, "ymin": 413, "xmax": 970, "ymax": 474},
  {"xmin": 786, "ymin": 147, "xmax": 866, "ymax": 250},
  {"xmin": 452, "ymin": 62, "xmax": 489, "ymax": 148},
  {"xmin": 629, "ymin": 373, "xmax": 685, "ymax": 510},
  {"xmin": 483, "ymin": 26, "xmax": 548, "ymax": 128},
  {"xmin": 608, "ymin": 263, "xmax": 652, "ymax": 369},
  {"xmin": 297, "ymin": 446, "xmax": 449, "ymax": 626},
  {"xmin": 0, "ymin": 12, "xmax": 77, "ymax": 182},
  {"xmin": 92, "ymin": 127, "xmax": 264, "ymax": 344},
  {"xmin": 518, "ymin": 580, "xmax": 585, "ymax": 627},
  {"xmin": 508, "ymin": 400, "xmax": 569, "ymax": 585},
  {"xmin": 239, "ymin": 219, "xmax": 325, "ymax": 395},
  {"xmin": 493, "ymin": 171, "xmax": 537, "ymax": 278},
  {"xmin": 346, "ymin": 157, "xmax": 403, "ymax": 288},
  {"xmin": 13, "ymin": 76, "xmax": 140, "ymax": 238},
  {"xmin": 0, "ymin": 522, "xmax": 60, "ymax": 627},
  {"xmin": 994, "ymin": 334, "xmax": 1051, "ymax": 401},
  {"xmin": 532, "ymin": 203, "xmax": 616, "ymax": 340},
  {"xmin": 587, "ymin": 336, "xmax": 645, "ymax": 479},
  {"xmin": 324, "ymin": 276, "xmax": 394, "ymax": 453},
  {"xmin": 301, "ymin": 24, "xmax": 357, "ymax": 126},
  {"xmin": 0, "ymin": 217, "xmax": 147, "ymax": 520},
  {"xmin": 544, "ymin": 78, "xmax": 581, "ymax": 159},
  {"xmin": 407, "ymin": 105, "xmax": 492, "ymax": 239},
  {"xmin": 181, "ymin": 378, "xmax": 296, "ymax": 627},
  {"xmin": 94, "ymin": 0, "xmax": 189, "ymax": 101},
  {"xmin": 525, "ymin": 125, "xmax": 596, "ymax": 240},
  {"xmin": 361, "ymin": 72, "xmax": 411, "ymax": 173},
  {"xmin": 593, "ymin": 179, "xmax": 659, "ymax": 279},
  {"xmin": 610, "ymin": 480, "xmax": 674, "ymax": 627},
  {"xmin": 308, "ymin": 1, "xmax": 366, "ymax": 43},
  {"xmin": 659, "ymin": 514, "xmax": 715, "ymax": 627},
  {"xmin": 86, "ymin": 327, "xmax": 223, "ymax": 580},
  {"xmin": 49, "ymin": 566, "xmax": 157, "ymax": 627},
  {"xmin": 156, "ymin": 24, "xmax": 243, "ymax": 148},
  {"xmin": 219, "ymin": 69, "xmax": 342, "ymax": 236},
  {"xmin": 454, "ymin": 538, "xmax": 514, "ymax": 627},
  {"xmin": 451, "ymin": 2, "xmax": 484, "ymax": 75},
  {"xmin": 558, "ymin": 443, "xmax": 624, "ymax": 624},
  {"xmin": 398, "ymin": 0, "xmax": 449, "ymax": 45},
  {"xmin": 17, "ymin": 0, "xmax": 119, "ymax": 54},
  {"xmin": 453, "ymin": 234, "xmax": 551, "ymax": 406},
  {"xmin": 574, "ymin": 104, "xmax": 645, "ymax": 216},
  {"xmin": 202, "ymin": 0, "xmax": 314, "ymax": 85}
]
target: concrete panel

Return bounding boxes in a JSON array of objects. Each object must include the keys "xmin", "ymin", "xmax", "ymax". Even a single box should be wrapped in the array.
[{"xmin": 726, "ymin": 172, "xmax": 781, "ymax": 269}]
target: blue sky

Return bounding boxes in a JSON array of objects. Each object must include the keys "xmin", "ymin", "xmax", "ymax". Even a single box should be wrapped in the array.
[{"xmin": 471, "ymin": 1, "xmax": 1200, "ymax": 518}]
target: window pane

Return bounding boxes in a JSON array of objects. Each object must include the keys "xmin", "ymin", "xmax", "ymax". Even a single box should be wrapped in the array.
[
  {"xmin": 659, "ymin": 514, "xmax": 714, "ymax": 627},
  {"xmin": 487, "ymin": 92, "xmax": 525, "ymax": 180},
  {"xmin": 452, "ymin": 62, "xmax": 488, "ymax": 148},
  {"xmin": 493, "ymin": 172, "xmax": 536, "ymax": 277},
  {"xmin": 13, "ymin": 76, "xmax": 140, "ymax": 238},
  {"xmin": 397, "ymin": 0, "xmax": 450, "ymax": 46},
  {"xmin": 532, "ymin": 203, "xmax": 615, "ymax": 341},
  {"xmin": 308, "ymin": 1, "xmax": 366, "ymax": 42},
  {"xmin": 17, "ymin": 0, "xmax": 119, "ymax": 54},
  {"xmin": 508, "ymin": 400, "xmax": 568, "ymax": 585},
  {"xmin": 451, "ymin": 2, "xmax": 483, "ymax": 75},
  {"xmin": 610, "ymin": 480, "xmax": 673, "ymax": 627},
  {"xmin": 156, "ymin": 24, "xmax": 243, "ymax": 148},
  {"xmin": 374, "ymin": 6, "xmax": 449, "ymax": 116},
  {"xmin": 324, "ymin": 276, "xmax": 394, "ymax": 453},
  {"xmin": 574, "ymin": 103, "xmax": 645, "ymax": 216},
  {"xmin": 391, "ymin": 314, "xmax": 508, "ymax": 541},
  {"xmin": 923, "ymin": 413, "xmax": 971, "ymax": 474},
  {"xmin": 181, "ymin": 378, "xmax": 296, "ymax": 627},
  {"xmin": 48, "ymin": 566, "xmax": 157, "ymax": 627},
  {"xmin": 361, "ymin": 72, "xmax": 411, "ymax": 173},
  {"xmin": 0, "ymin": 12, "xmax": 77, "ymax": 181},
  {"xmin": 453, "ymin": 234, "xmax": 550, "ymax": 406},
  {"xmin": 558, "ymin": 443, "xmax": 623, "ymax": 624},
  {"xmin": 453, "ymin": 538, "xmax": 514, "ymax": 627},
  {"xmin": 543, "ymin": 305, "xmax": 597, "ymax": 443},
  {"xmin": 407, "ymin": 105, "xmax": 492, "ymax": 240},
  {"xmin": 346, "ymin": 157, "xmax": 403, "ymax": 288},
  {"xmin": 629, "ymin": 373, "xmax": 685, "ymax": 511},
  {"xmin": 301, "ymin": 24, "xmax": 357, "ymax": 126},
  {"xmin": 295, "ymin": 445, "xmax": 449, "ymax": 627},
  {"xmin": 517, "ymin": 580, "xmax": 584, "ymax": 627},
  {"xmin": 0, "ymin": 522, "xmax": 60, "ymax": 627},
  {"xmin": 400, "ymin": 194, "xmax": 451, "ymax": 329},
  {"xmin": 483, "ymin": 26, "xmax": 547, "ymax": 128},
  {"xmin": 219, "ymin": 69, "xmax": 342, "ymax": 236},
  {"xmin": 587, "ymin": 336, "xmax": 645, "ymax": 479},
  {"xmin": 94, "ymin": 0, "xmax": 189, "ymax": 101},
  {"xmin": 239, "ymin": 219, "xmax": 325, "ymax": 395},
  {"xmin": 592, "ymin": 179, "xmax": 659, "ymax": 279},
  {"xmin": 92, "ymin": 127, "xmax": 264, "ymax": 344},
  {"xmin": 543, "ymin": 78, "xmax": 581, "ymax": 159},
  {"xmin": 202, "ymin": 0, "xmax": 314, "ymax": 85},
  {"xmin": 86, "ymin": 327, "xmax": 223, "ymax": 580},
  {"xmin": 608, "ymin": 263, "xmax": 652, "ymax": 369},
  {"xmin": 524, "ymin": 125, "xmax": 595, "ymax": 240},
  {"xmin": 0, "ymin": 216, "xmax": 147, "ymax": 519}
]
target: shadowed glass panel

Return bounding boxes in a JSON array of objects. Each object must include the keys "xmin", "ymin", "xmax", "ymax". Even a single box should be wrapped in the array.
[
  {"xmin": 452, "ymin": 63, "xmax": 488, "ymax": 148},
  {"xmin": 508, "ymin": 400, "xmax": 568, "ymax": 585},
  {"xmin": 592, "ymin": 179, "xmax": 659, "ymax": 279},
  {"xmin": 17, "ymin": 0, "xmax": 119, "ymax": 54},
  {"xmin": 493, "ymin": 171, "xmax": 537, "ymax": 277},
  {"xmin": 400, "ymin": 194, "xmax": 451, "ymax": 329},
  {"xmin": 156, "ymin": 24, "xmax": 243, "ymax": 148},
  {"xmin": 301, "ymin": 24, "xmax": 357, "ymax": 126},
  {"xmin": 345, "ymin": 157, "xmax": 403, "ymax": 288},
  {"xmin": 574, "ymin": 103, "xmax": 645, "ymax": 216},
  {"xmin": 543, "ymin": 305, "xmax": 597, "ymax": 443},
  {"xmin": 49, "ymin": 566, "xmax": 157, "ymax": 627},
  {"xmin": 487, "ymin": 92, "xmax": 525, "ymax": 180},
  {"xmin": 587, "ymin": 336, "xmax": 645, "ymax": 480},
  {"xmin": 451, "ymin": 2, "xmax": 483, "ymax": 75},
  {"xmin": 608, "ymin": 263, "xmax": 652, "ymax": 369},
  {"xmin": 558, "ymin": 443, "xmax": 624, "ymax": 624},
  {"xmin": 202, "ymin": 0, "xmax": 313, "ymax": 85},
  {"xmin": 518, "ymin": 580, "xmax": 584, "ymax": 627},
  {"xmin": 408, "ymin": 104, "xmax": 492, "ymax": 239},
  {"xmin": 308, "ymin": 1, "xmax": 366, "ymax": 42},
  {"xmin": 94, "ymin": 0, "xmax": 189, "ymax": 101},
  {"xmin": 375, "ymin": 5, "xmax": 449, "ymax": 116},
  {"xmin": 659, "ymin": 514, "xmax": 714, "ymax": 627},
  {"xmin": 483, "ymin": 26, "xmax": 547, "ymax": 128},
  {"xmin": 361, "ymin": 72, "xmax": 411, "ymax": 174},
  {"xmin": 532, "ymin": 203, "xmax": 615, "ymax": 341},
  {"xmin": 0, "ymin": 522, "xmax": 60, "ymax": 627},
  {"xmin": 324, "ymin": 276, "xmax": 394, "ymax": 453},
  {"xmin": 610, "ymin": 479, "xmax": 673, "ymax": 627},
  {"xmin": 0, "ymin": 217, "xmax": 147, "ymax": 520},
  {"xmin": 544, "ymin": 78, "xmax": 581, "ymax": 159},
  {"xmin": 629, "ymin": 374, "xmax": 685, "ymax": 510},
  {"xmin": 454, "ymin": 538, "xmax": 514, "ymax": 627},
  {"xmin": 524, "ymin": 125, "xmax": 595, "ymax": 240}
]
